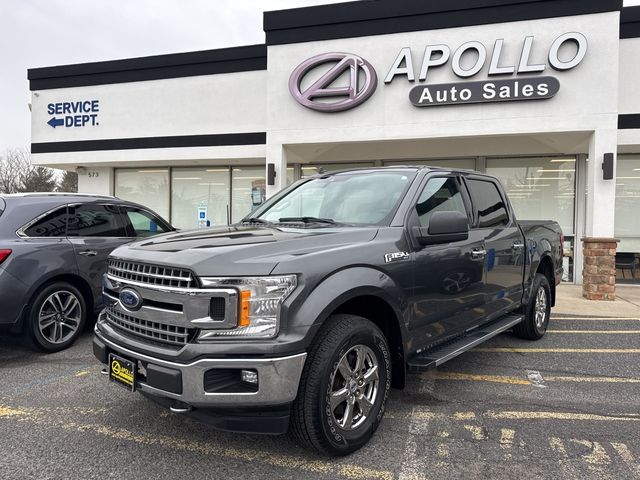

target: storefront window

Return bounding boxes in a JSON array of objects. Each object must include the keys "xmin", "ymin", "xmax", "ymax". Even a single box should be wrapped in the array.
[
  {"xmin": 486, "ymin": 156, "xmax": 576, "ymax": 281},
  {"xmin": 231, "ymin": 167, "xmax": 266, "ymax": 223},
  {"xmin": 171, "ymin": 168, "xmax": 230, "ymax": 230},
  {"xmin": 615, "ymin": 155, "xmax": 640, "ymax": 283},
  {"xmin": 115, "ymin": 169, "xmax": 170, "ymax": 221},
  {"xmin": 383, "ymin": 158, "xmax": 476, "ymax": 170}
]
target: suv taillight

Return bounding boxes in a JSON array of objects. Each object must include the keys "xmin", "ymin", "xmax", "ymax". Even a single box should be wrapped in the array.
[{"xmin": 0, "ymin": 249, "xmax": 11, "ymax": 265}]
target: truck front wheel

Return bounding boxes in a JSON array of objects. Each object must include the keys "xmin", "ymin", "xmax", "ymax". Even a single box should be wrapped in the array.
[{"xmin": 290, "ymin": 314, "xmax": 391, "ymax": 456}]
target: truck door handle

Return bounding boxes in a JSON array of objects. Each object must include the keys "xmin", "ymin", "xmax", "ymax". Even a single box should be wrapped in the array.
[
  {"xmin": 471, "ymin": 248, "xmax": 486, "ymax": 260},
  {"xmin": 78, "ymin": 250, "xmax": 98, "ymax": 257},
  {"xmin": 512, "ymin": 242, "xmax": 525, "ymax": 250}
]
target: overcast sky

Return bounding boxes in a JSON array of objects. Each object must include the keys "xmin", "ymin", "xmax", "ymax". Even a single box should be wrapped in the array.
[{"xmin": 1, "ymin": 0, "xmax": 638, "ymax": 153}]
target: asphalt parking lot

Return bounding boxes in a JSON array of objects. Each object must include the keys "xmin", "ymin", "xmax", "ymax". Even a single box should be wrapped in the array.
[{"xmin": 1, "ymin": 313, "xmax": 639, "ymax": 480}]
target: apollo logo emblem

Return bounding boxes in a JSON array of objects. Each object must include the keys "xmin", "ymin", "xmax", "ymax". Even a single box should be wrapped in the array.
[{"xmin": 288, "ymin": 52, "xmax": 378, "ymax": 112}]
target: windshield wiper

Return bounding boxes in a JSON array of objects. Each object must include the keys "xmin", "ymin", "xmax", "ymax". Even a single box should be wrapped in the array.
[
  {"xmin": 241, "ymin": 217, "xmax": 272, "ymax": 225},
  {"xmin": 278, "ymin": 216, "xmax": 338, "ymax": 225}
]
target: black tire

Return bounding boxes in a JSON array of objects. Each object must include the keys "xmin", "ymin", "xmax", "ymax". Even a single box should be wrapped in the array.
[
  {"xmin": 290, "ymin": 314, "xmax": 391, "ymax": 456},
  {"xmin": 26, "ymin": 282, "xmax": 87, "ymax": 353},
  {"xmin": 513, "ymin": 273, "xmax": 551, "ymax": 340}
]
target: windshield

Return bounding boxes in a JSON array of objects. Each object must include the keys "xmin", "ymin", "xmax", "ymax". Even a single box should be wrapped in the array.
[{"xmin": 252, "ymin": 170, "xmax": 415, "ymax": 226}]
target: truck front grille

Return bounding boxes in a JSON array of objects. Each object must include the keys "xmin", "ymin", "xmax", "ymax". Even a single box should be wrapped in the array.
[
  {"xmin": 105, "ymin": 307, "xmax": 196, "ymax": 347},
  {"xmin": 108, "ymin": 259, "xmax": 196, "ymax": 289}
]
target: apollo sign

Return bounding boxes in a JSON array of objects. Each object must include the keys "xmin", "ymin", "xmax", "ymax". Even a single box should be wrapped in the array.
[
  {"xmin": 289, "ymin": 32, "xmax": 587, "ymax": 111},
  {"xmin": 288, "ymin": 52, "xmax": 377, "ymax": 112}
]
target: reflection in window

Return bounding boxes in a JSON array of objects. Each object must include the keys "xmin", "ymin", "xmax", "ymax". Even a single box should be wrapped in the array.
[
  {"xmin": 23, "ymin": 207, "xmax": 71, "ymax": 237},
  {"xmin": 232, "ymin": 167, "xmax": 265, "ymax": 223},
  {"xmin": 486, "ymin": 157, "xmax": 575, "ymax": 234},
  {"xmin": 258, "ymin": 171, "xmax": 412, "ymax": 225},
  {"xmin": 68, "ymin": 204, "xmax": 128, "ymax": 237},
  {"xmin": 416, "ymin": 177, "xmax": 468, "ymax": 227},
  {"xmin": 115, "ymin": 169, "xmax": 170, "ymax": 221},
  {"xmin": 171, "ymin": 168, "xmax": 230, "ymax": 230},
  {"xmin": 466, "ymin": 179, "xmax": 509, "ymax": 228},
  {"xmin": 615, "ymin": 155, "xmax": 640, "ymax": 283},
  {"xmin": 123, "ymin": 208, "xmax": 169, "ymax": 237}
]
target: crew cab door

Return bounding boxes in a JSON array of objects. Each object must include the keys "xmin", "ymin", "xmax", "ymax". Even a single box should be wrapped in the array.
[
  {"xmin": 67, "ymin": 203, "xmax": 132, "ymax": 311},
  {"xmin": 408, "ymin": 175, "xmax": 486, "ymax": 346},
  {"xmin": 464, "ymin": 177, "xmax": 525, "ymax": 318}
]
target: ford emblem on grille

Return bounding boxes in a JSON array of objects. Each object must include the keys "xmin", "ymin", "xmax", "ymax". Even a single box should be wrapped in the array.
[{"xmin": 119, "ymin": 288, "xmax": 142, "ymax": 311}]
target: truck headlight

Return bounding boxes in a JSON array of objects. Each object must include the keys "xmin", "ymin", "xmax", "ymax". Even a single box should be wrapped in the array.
[{"xmin": 198, "ymin": 275, "xmax": 297, "ymax": 339}]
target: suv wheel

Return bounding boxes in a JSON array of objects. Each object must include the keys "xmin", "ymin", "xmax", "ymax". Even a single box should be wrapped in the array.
[
  {"xmin": 513, "ymin": 273, "xmax": 551, "ymax": 340},
  {"xmin": 27, "ymin": 282, "xmax": 87, "ymax": 353},
  {"xmin": 290, "ymin": 314, "xmax": 391, "ymax": 455}
]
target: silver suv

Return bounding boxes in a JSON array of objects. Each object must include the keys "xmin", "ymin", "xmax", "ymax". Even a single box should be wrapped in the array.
[{"xmin": 0, "ymin": 193, "xmax": 173, "ymax": 352}]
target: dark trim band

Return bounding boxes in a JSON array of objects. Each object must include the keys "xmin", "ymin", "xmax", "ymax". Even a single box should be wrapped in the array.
[
  {"xmin": 264, "ymin": 0, "xmax": 622, "ymax": 45},
  {"xmin": 621, "ymin": 6, "xmax": 640, "ymax": 38},
  {"xmin": 31, "ymin": 132, "xmax": 267, "ymax": 154},
  {"xmin": 28, "ymin": 44, "xmax": 267, "ymax": 90},
  {"xmin": 619, "ymin": 114, "xmax": 640, "ymax": 130}
]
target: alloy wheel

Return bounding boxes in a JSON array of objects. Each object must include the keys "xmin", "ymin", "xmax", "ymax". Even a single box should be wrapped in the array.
[
  {"xmin": 329, "ymin": 344, "xmax": 379, "ymax": 431},
  {"xmin": 534, "ymin": 287, "xmax": 547, "ymax": 328},
  {"xmin": 38, "ymin": 290, "xmax": 82, "ymax": 344}
]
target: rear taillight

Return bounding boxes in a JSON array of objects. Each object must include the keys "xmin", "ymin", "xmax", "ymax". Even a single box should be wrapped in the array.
[{"xmin": 0, "ymin": 249, "xmax": 11, "ymax": 265}]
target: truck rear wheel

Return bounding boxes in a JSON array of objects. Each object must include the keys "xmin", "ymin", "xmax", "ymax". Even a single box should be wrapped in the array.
[
  {"xmin": 513, "ymin": 273, "xmax": 551, "ymax": 340},
  {"xmin": 290, "ymin": 314, "xmax": 391, "ymax": 456}
]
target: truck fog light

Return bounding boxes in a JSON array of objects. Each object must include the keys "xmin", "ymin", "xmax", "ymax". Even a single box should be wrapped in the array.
[{"xmin": 241, "ymin": 369, "xmax": 258, "ymax": 385}]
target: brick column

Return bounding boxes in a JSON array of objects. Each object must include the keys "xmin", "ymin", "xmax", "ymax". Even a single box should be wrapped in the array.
[{"xmin": 581, "ymin": 237, "xmax": 619, "ymax": 300}]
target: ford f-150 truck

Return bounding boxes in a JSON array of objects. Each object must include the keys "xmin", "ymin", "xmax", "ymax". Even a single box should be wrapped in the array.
[{"xmin": 93, "ymin": 166, "xmax": 562, "ymax": 456}]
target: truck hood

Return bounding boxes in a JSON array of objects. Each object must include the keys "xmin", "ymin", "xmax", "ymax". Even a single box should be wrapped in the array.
[{"xmin": 111, "ymin": 225, "xmax": 379, "ymax": 276}]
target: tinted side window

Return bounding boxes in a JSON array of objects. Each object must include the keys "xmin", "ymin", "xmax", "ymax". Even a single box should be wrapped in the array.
[
  {"xmin": 415, "ymin": 177, "xmax": 468, "ymax": 227},
  {"xmin": 67, "ymin": 204, "xmax": 128, "ymax": 237},
  {"xmin": 23, "ymin": 206, "xmax": 72, "ymax": 237},
  {"xmin": 466, "ymin": 179, "xmax": 509, "ymax": 228},
  {"xmin": 0, "ymin": 198, "xmax": 5, "ymax": 218},
  {"xmin": 123, "ymin": 207, "xmax": 169, "ymax": 237}
]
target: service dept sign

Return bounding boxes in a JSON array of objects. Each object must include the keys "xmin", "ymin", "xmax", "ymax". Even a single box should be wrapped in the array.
[{"xmin": 289, "ymin": 32, "xmax": 587, "ymax": 111}]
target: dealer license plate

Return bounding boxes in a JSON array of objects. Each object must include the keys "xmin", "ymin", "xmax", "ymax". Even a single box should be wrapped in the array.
[{"xmin": 109, "ymin": 353, "xmax": 136, "ymax": 392}]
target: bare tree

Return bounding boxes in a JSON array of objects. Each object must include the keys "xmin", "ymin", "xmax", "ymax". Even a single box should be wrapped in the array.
[
  {"xmin": 0, "ymin": 148, "xmax": 58, "ymax": 194},
  {"xmin": 0, "ymin": 148, "xmax": 31, "ymax": 193},
  {"xmin": 22, "ymin": 166, "xmax": 57, "ymax": 192},
  {"xmin": 57, "ymin": 170, "xmax": 78, "ymax": 193}
]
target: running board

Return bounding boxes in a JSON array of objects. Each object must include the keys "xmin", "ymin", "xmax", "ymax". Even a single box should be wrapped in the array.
[{"xmin": 407, "ymin": 314, "xmax": 524, "ymax": 373}]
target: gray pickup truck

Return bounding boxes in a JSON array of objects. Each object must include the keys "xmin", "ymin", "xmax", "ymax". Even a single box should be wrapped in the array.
[{"xmin": 93, "ymin": 166, "xmax": 562, "ymax": 455}]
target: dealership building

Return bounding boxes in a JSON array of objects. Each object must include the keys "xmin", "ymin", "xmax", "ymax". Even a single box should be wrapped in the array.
[{"xmin": 28, "ymin": 0, "xmax": 640, "ymax": 294}]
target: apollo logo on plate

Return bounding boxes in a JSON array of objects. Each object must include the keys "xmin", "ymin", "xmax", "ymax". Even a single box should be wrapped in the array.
[{"xmin": 288, "ymin": 52, "xmax": 378, "ymax": 112}]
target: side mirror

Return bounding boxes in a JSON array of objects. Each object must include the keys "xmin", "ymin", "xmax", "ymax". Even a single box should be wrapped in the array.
[{"xmin": 413, "ymin": 211, "xmax": 469, "ymax": 245}]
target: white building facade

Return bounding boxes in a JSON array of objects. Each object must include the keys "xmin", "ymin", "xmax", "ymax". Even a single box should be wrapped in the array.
[{"xmin": 28, "ymin": 0, "xmax": 640, "ymax": 289}]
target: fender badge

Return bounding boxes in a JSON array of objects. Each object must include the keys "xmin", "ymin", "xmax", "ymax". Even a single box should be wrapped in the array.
[{"xmin": 384, "ymin": 252, "xmax": 410, "ymax": 263}]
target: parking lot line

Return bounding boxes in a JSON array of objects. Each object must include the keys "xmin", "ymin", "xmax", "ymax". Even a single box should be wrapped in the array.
[
  {"xmin": 433, "ymin": 371, "xmax": 640, "ymax": 385},
  {"xmin": 483, "ymin": 411, "xmax": 640, "ymax": 422},
  {"xmin": 547, "ymin": 329, "xmax": 640, "ymax": 334},
  {"xmin": 472, "ymin": 347, "xmax": 640, "ymax": 353},
  {"xmin": 550, "ymin": 317, "xmax": 640, "ymax": 321},
  {"xmin": 433, "ymin": 372, "xmax": 531, "ymax": 385},
  {"xmin": 0, "ymin": 405, "xmax": 394, "ymax": 480}
]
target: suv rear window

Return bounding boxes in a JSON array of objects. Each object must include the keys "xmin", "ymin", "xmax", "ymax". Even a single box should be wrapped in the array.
[
  {"xmin": 23, "ymin": 206, "xmax": 72, "ymax": 237},
  {"xmin": 67, "ymin": 204, "xmax": 128, "ymax": 237}
]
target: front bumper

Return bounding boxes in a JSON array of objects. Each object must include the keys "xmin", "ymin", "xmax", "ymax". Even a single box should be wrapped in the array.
[{"xmin": 93, "ymin": 326, "xmax": 307, "ymax": 409}]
